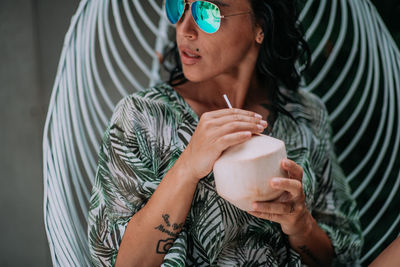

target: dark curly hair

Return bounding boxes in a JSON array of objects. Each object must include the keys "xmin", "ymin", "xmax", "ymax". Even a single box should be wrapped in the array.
[{"xmin": 162, "ymin": 0, "xmax": 310, "ymax": 95}]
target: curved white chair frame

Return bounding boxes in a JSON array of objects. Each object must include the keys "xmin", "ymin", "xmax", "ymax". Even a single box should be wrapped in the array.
[{"xmin": 43, "ymin": 0, "xmax": 400, "ymax": 265}]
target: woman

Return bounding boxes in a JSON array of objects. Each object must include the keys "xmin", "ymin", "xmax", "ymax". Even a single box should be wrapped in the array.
[
  {"xmin": 369, "ymin": 237, "xmax": 400, "ymax": 267},
  {"xmin": 88, "ymin": 0, "xmax": 363, "ymax": 266}
]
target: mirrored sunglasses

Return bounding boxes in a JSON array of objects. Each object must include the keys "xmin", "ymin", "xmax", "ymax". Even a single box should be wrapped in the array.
[{"xmin": 166, "ymin": 0, "xmax": 250, "ymax": 34}]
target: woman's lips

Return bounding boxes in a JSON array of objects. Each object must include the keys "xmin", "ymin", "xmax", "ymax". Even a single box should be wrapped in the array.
[{"xmin": 180, "ymin": 48, "xmax": 202, "ymax": 65}]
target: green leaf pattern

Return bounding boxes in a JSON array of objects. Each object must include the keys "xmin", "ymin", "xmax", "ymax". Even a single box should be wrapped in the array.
[{"xmin": 88, "ymin": 83, "xmax": 363, "ymax": 266}]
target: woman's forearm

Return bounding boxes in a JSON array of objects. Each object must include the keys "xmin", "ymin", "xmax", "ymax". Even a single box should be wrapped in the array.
[
  {"xmin": 369, "ymin": 237, "xmax": 400, "ymax": 267},
  {"xmin": 115, "ymin": 152, "xmax": 198, "ymax": 267},
  {"xmin": 288, "ymin": 212, "xmax": 334, "ymax": 267}
]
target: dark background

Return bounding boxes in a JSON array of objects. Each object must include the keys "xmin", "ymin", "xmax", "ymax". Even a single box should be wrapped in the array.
[
  {"xmin": 372, "ymin": 0, "xmax": 400, "ymax": 46},
  {"xmin": 0, "ymin": 0, "xmax": 398, "ymax": 266}
]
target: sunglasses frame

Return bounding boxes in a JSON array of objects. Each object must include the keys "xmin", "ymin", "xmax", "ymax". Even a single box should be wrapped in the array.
[{"xmin": 167, "ymin": 0, "xmax": 251, "ymax": 34}]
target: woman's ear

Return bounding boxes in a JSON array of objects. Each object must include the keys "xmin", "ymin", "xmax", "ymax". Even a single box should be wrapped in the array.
[{"xmin": 255, "ymin": 25, "xmax": 264, "ymax": 44}]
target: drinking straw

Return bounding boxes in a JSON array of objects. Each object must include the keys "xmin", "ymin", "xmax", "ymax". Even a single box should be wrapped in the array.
[{"xmin": 223, "ymin": 94, "xmax": 233, "ymax": 109}]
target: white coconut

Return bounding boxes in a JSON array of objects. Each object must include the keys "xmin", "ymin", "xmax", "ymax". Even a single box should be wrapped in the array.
[{"xmin": 213, "ymin": 134, "xmax": 287, "ymax": 211}]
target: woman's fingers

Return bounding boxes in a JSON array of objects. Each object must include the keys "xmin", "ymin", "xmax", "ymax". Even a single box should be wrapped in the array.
[
  {"xmin": 206, "ymin": 112, "xmax": 267, "ymax": 127},
  {"xmin": 202, "ymin": 109, "xmax": 267, "ymax": 134},
  {"xmin": 252, "ymin": 201, "xmax": 294, "ymax": 215},
  {"xmin": 271, "ymin": 177, "xmax": 302, "ymax": 197},
  {"xmin": 199, "ymin": 109, "xmax": 267, "ymax": 137},
  {"xmin": 216, "ymin": 131, "xmax": 253, "ymax": 151},
  {"xmin": 281, "ymin": 159, "xmax": 303, "ymax": 181},
  {"xmin": 183, "ymin": 107, "xmax": 267, "ymax": 181},
  {"xmin": 247, "ymin": 160, "xmax": 309, "ymax": 237},
  {"xmin": 203, "ymin": 108, "xmax": 262, "ymax": 119},
  {"xmin": 217, "ymin": 121, "xmax": 267, "ymax": 136}
]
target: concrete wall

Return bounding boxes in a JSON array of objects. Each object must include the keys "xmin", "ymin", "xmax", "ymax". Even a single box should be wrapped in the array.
[{"xmin": 0, "ymin": 1, "xmax": 79, "ymax": 266}]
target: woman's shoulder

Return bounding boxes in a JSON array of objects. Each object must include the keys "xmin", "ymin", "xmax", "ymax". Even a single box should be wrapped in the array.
[
  {"xmin": 279, "ymin": 87, "xmax": 331, "ymax": 137},
  {"xmin": 113, "ymin": 82, "xmax": 172, "ymax": 109},
  {"xmin": 299, "ymin": 89, "xmax": 330, "ymax": 132},
  {"xmin": 297, "ymin": 89, "xmax": 328, "ymax": 114},
  {"xmin": 109, "ymin": 83, "xmax": 181, "ymax": 125}
]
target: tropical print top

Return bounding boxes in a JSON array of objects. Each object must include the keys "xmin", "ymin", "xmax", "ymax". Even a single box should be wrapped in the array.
[{"xmin": 88, "ymin": 83, "xmax": 363, "ymax": 266}]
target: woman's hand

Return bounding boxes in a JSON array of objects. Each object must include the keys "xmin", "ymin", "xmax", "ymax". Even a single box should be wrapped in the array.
[
  {"xmin": 248, "ymin": 159, "xmax": 312, "ymax": 238},
  {"xmin": 248, "ymin": 159, "xmax": 334, "ymax": 266},
  {"xmin": 181, "ymin": 108, "xmax": 268, "ymax": 182}
]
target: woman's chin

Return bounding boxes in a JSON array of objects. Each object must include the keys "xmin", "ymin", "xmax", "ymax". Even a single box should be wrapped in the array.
[
  {"xmin": 182, "ymin": 70, "xmax": 206, "ymax": 83},
  {"xmin": 182, "ymin": 67, "xmax": 218, "ymax": 83}
]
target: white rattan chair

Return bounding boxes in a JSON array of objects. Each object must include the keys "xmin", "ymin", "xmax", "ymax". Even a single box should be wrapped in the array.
[{"xmin": 43, "ymin": 0, "xmax": 400, "ymax": 265}]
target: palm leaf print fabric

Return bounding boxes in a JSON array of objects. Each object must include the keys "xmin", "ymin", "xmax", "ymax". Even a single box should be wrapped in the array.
[{"xmin": 88, "ymin": 83, "xmax": 363, "ymax": 266}]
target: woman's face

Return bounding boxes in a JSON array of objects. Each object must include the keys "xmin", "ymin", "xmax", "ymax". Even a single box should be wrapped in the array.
[{"xmin": 176, "ymin": 0, "xmax": 262, "ymax": 82}]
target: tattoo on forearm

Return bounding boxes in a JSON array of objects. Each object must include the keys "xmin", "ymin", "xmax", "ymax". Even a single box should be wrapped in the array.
[
  {"xmin": 154, "ymin": 214, "xmax": 185, "ymax": 254},
  {"xmin": 155, "ymin": 224, "xmax": 179, "ymax": 238},
  {"xmin": 298, "ymin": 245, "xmax": 321, "ymax": 265},
  {"xmin": 162, "ymin": 214, "xmax": 171, "ymax": 227},
  {"xmin": 161, "ymin": 214, "xmax": 184, "ymax": 230},
  {"xmin": 172, "ymin": 222, "xmax": 184, "ymax": 230},
  {"xmin": 156, "ymin": 238, "xmax": 174, "ymax": 254}
]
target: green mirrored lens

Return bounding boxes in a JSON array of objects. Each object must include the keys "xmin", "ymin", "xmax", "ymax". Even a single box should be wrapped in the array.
[
  {"xmin": 192, "ymin": 1, "xmax": 221, "ymax": 34},
  {"xmin": 166, "ymin": 0, "xmax": 185, "ymax": 24}
]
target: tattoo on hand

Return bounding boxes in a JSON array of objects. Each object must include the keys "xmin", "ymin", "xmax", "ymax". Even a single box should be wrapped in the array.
[
  {"xmin": 298, "ymin": 245, "xmax": 321, "ymax": 265},
  {"xmin": 156, "ymin": 238, "xmax": 174, "ymax": 254}
]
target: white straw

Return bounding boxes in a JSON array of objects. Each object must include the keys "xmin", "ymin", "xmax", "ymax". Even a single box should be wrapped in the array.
[{"xmin": 223, "ymin": 94, "xmax": 233, "ymax": 109}]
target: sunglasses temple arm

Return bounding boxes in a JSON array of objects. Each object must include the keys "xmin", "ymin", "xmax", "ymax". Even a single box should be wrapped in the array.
[{"xmin": 221, "ymin": 11, "xmax": 252, "ymax": 19}]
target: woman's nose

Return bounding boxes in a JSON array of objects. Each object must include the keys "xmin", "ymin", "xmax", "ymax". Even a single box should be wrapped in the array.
[{"xmin": 176, "ymin": 6, "xmax": 198, "ymax": 40}]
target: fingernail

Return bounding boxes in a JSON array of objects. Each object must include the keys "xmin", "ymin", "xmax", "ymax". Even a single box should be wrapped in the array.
[
  {"xmin": 283, "ymin": 159, "xmax": 289, "ymax": 167},
  {"xmin": 271, "ymin": 178, "xmax": 280, "ymax": 186},
  {"xmin": 257, "ymin": 124, "xmax": 264, "ymax": 131},
  {"xmin": 255, "ymin": 113, "xmax": 262, "ymax": 119},
  {"xmin": 259, "ymin": 120, "xmax": 268, "ymax": 127}
]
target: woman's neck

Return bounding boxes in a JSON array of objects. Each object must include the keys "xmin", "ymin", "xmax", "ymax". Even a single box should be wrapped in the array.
[{"xmin": 173, "ymin": 74, "xmax": 274, "ymax": 119}]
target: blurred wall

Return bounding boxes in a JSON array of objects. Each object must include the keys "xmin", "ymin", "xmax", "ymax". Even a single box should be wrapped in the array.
[
  {"xmin": 0, "ymin": 0, "xmax": 398, "ymax": 267},
  {"xmin": 0, "ymin": 0, "xmax": 79, "ymax": 266}
]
